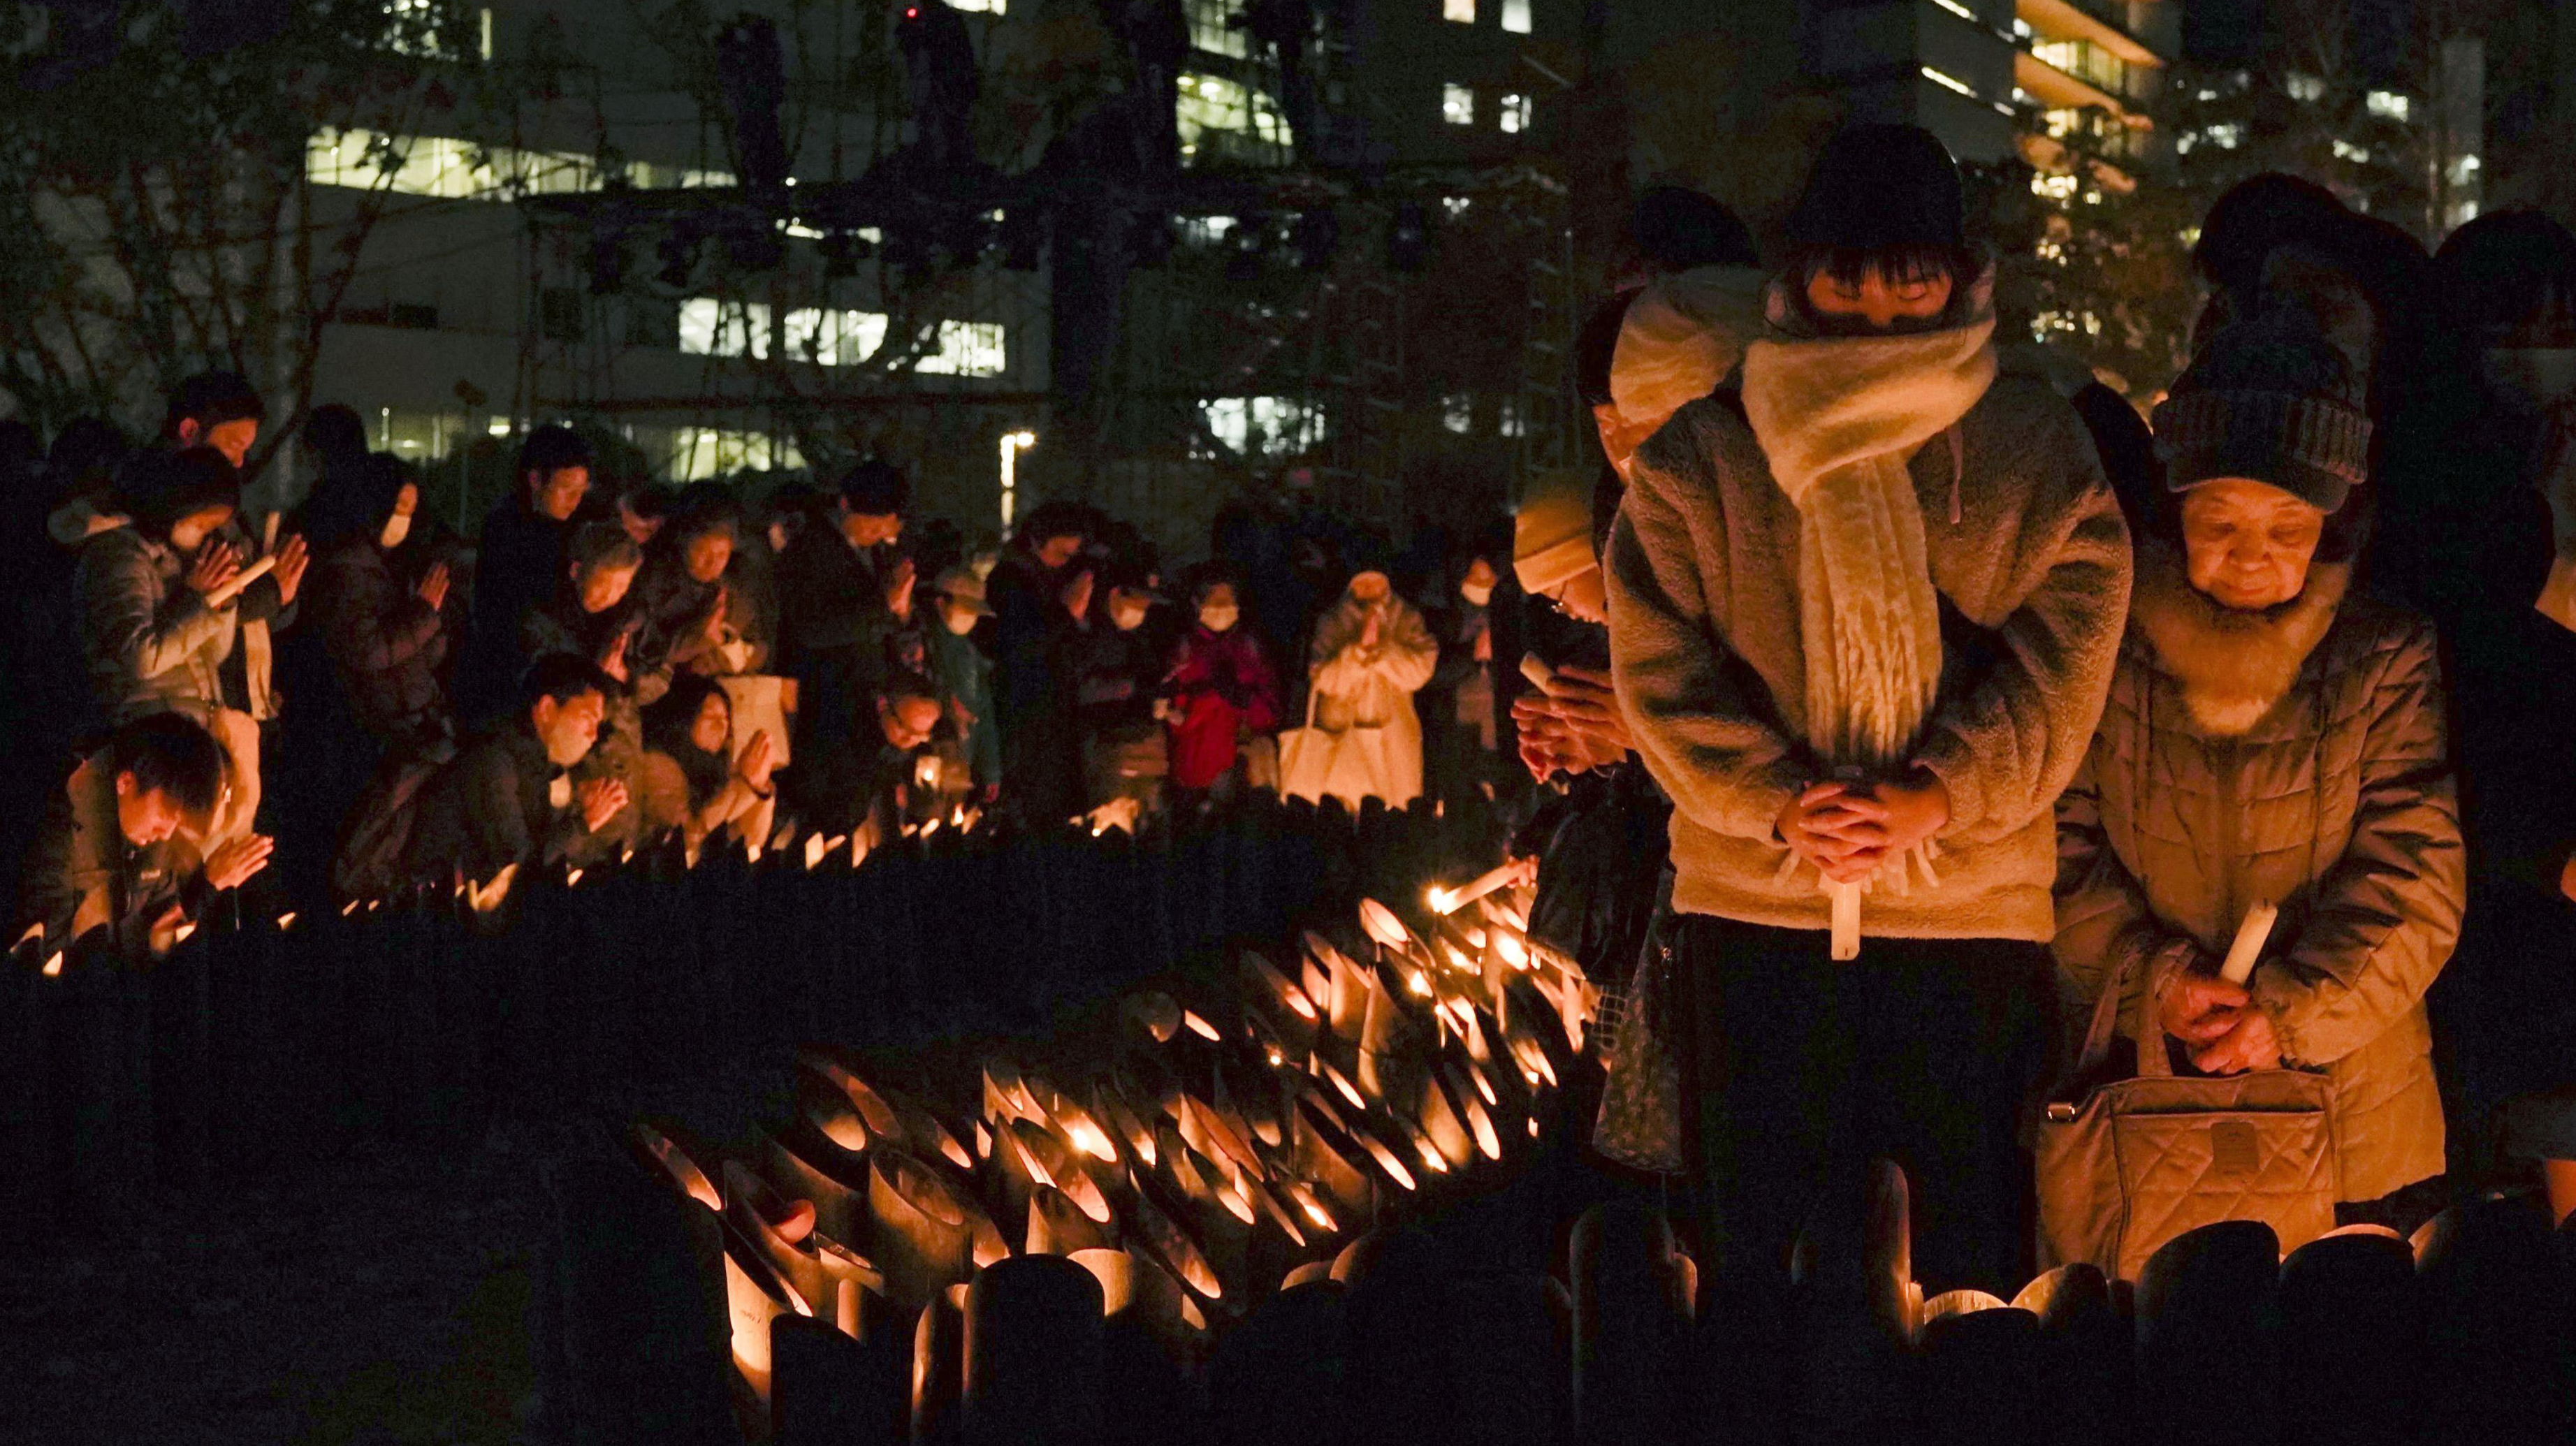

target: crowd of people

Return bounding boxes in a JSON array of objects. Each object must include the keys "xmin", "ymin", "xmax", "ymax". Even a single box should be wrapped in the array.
[
  {"xmin": 1485, "ymin": 122, "xmax": 2576, "ymax": 1426},
  {"xmin": 3, "ymin": 376, "xmax": 1527, "ymax": 961},
  {"xmin": 17, "ymin": 112, "xmax": 2576, "ymax": 1375}
]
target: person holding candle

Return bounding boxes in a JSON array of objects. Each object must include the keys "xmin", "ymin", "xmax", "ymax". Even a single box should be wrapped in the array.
[
  {"xmin": 1603, "ymin": 123, "xmax": 2132, "ymax": 1368},
  {"xmin": 2053, "ymin": 304, "xmax": 2464, "ymax": 1236}
]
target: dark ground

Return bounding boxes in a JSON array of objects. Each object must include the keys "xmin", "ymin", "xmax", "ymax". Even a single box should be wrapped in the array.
[{"xmin": 3, "ymin": 1130, "xmax": 552, "ymax": 1446}]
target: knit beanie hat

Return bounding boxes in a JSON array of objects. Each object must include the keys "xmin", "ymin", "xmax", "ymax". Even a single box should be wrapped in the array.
[
  {"xmin": 1783, "ymin": 124, "xmax": 1966, "ymax": 253},
  {"xmin": 2152, "ymin": 307, "xmax": 2371, "ymax": 513},
  {"xmin": 1514, "ymin": 467, "xmax": 1597, "ymax": 594}
]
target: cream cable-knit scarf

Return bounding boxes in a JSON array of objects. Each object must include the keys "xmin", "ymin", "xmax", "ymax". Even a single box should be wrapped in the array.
[{"xmin": 1740, "ymin": 312, "xmax": 1998, "ymax": 923}]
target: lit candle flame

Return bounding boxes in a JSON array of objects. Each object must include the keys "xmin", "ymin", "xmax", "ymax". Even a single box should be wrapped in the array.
[{"xmin": 42, "ymin": 952, "xmax": 62, "ymax": 977}]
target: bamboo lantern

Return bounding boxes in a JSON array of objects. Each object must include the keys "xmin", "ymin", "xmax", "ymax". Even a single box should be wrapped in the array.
[
  {"xmin": 770, "ymin": 1313, "xmax": 907, "ymax": 1446},
  {"xmin": 1412, "ymin": 1074, "xmax": 1476, "ymax": 1171},
  {"xmin": 762, "ymin": 1116, "xmax": 868, "ymax": 1248},
  {"xmin": 2013, "ymin": 1262, "xmax": 2125, "ymax": 1446},
  {"xmin": 630, "ymin": 1122, "xmax": 725, "ymax": 1213},
  {"xmin": 1123, "ymin": 990, "xmax": 1184, "ymax": 1044},
  {"xmin": 1290, "ymin": 1095, "xmax": 1376, "ymax": 1223},
  {"xmin": 1124, "ymin": 1171, "xmax": 1225, "ymax": 1304},
  {"xmin": 1441, "ymin": 1063, "xmax": 1503, "ymax": 1162},
  {"xmin": 1571, "ymin": 1204, "xmax": 1691, "ymax": 1445},
  {"xmin": 1281, "ymin": 1259, "xmax": 1334, "ymax": 1291},
  {"xmin": 796, "ymin": 1051, "xmax": 908, "ymax": 1153},
  {"xmin": 866, "ymin": 1149, "xmax": 977, "ymax": 1311},
  {"xmin": 1916, "ymin": 1300, "xmax": 2043, "ymax": 1444},
  {"xmin": 2277, "ymin": 1229, "xmax": 2420, "ymax": 1446},
  {"xmin": 962, "ymin": 1255, "xmax": 1105, "ymax": 1446},
  {"xmin": 723, "ymin": 1161, "xmax": 885, "ymax": 1341},
  {"xmin": 911, "ymin": 1282, "xmax": 970, "ymax": 1445},
  {"xmin": 721, "ymin": 1219, "xmax": 813, "ymax": 1402},
  {"xmin": 2135, "ymin": 1221, "xmax": 2284, "ymax": 1446},
  {"xmin": 1026, "ymin": 1183, "xmax": 1118, "ymax": 1257},
  {"xmin": 1093, "ymin": 1083, "xmax": 1158, "ymax": 1170}
]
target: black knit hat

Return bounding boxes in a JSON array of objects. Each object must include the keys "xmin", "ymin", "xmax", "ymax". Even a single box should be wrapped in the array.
[
  {"xmin": 2152, "ymin": 308, "xmax": 2371, "ymax": 513},
  {"xmin": 1784, "ymin": 124, "xmax": 1966, "ymax": 253}
]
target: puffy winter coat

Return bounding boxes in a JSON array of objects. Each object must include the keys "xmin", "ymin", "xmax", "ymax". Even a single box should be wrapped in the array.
[
  {"xmin": 1165, "ymin": 625, "xmax": 1281, "ymax": 790},
  {"xmin": 2054, "ymin": 545, "xmax": 2464, "ymax": 1203},
  {"xmin": 75, "ymin": 524, "xmax": 238, "ymax": 726},
  {"xmin": 1298, "ymin": 592, "xmax": 1439, "ymax": 810},
  {"xmin": 310, "ymin": 539, "xmax": 448, "ymax": 745}
]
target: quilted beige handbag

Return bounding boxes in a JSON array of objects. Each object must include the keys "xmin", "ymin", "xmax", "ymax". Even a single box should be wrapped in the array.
[{"xmin": 2036, "ymin": 958, "xmax": 2337, "ymax": 1282}]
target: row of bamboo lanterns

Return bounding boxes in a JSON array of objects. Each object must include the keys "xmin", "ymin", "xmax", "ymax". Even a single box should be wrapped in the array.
[{"xmin": 624, "ymin": 875, "xmax": 1593, "ymax": 1420}]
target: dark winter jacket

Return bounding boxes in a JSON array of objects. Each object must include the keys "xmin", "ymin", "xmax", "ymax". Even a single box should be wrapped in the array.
[
  {"xmin": 400, "ymin": 720, "xmax": 585, "ymax": 884},
  {"xmin": 466, "ymin": 498, "xmax": 573, "ymax": 708},
  {"xmin": 311, "ymin": 539, "xmax": 448, "ymax": 745}
]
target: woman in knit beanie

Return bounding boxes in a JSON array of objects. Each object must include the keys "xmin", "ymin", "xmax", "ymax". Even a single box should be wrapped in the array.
[
  {"xmin": 2055, "ymin": 305, "xmax": 2463, "ymax": 1243},
  {"xmin": 1604, "ymin": 122, "xmax": 2132, "ymax": 1380}
]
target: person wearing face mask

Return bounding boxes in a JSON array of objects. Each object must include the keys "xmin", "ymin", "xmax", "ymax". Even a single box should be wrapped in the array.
[
  {"xmin": 1065, "ymin": 569, "xmax": 1169, "ymax": 815},
  {"xmin": 926, "ymin": 567, "xmax": 1001, "ymax": 805},
  {"xmin": 1165, "ymin": 572, "xmax": 1281, "ymax": 807},
  {"xmin": 2055, "ymin": 305, "xmax": 2462, "ymax": 1253},
  {"xmin": 1420, "ymin": 553, "xmax": 1506, "ymax": 856},
  {"xmin": 75, "ymin": 446, "xmax": 273, "ymax": 851},
  {"xmin": 1286, "ymin": 565, "xmax": 1439, "ymax": 815},
  {"xmin": 304, "ymin": 454, "xmax": 453, "ymax": 753},
  {"xmin": 2381, "ymin": 211, "xmax": 2576, "ymax": 1218},
  {"xmin": 1606, "ymin": 124, "xmax": 2131, "ymax": 1353}
]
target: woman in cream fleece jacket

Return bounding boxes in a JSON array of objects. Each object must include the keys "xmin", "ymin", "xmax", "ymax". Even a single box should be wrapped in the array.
[{"xmin": 1603, "ymin": 125, "xmax": 2131, "ymax": 1378}]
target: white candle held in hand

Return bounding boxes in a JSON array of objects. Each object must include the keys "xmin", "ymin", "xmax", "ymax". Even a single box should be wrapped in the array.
[{"xmin": 2218, "ymin": 900, "xmax": 2278, "ymax": 985}]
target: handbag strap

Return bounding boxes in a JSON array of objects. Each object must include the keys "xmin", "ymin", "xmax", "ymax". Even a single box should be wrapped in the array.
[{"xmin": 2071, "ymin": 946, "xmax": 2174, "ymax": 1084}]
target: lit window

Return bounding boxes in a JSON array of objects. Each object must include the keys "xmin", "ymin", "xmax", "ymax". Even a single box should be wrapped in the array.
[
  {"xmin": 1498, "ymin": 94, "xmax": 1531, "ymax": 133},
  {"xmin": 1177, "ymin": 72, "xmax": 1290, "ymax": 161},
  {"xmin": 2332, "ymin": 138, "xmax": 2371, "ymax": 163},
  {"xmin": 2451, "ymin": 199, "xmax": 2482, "ymax": 227},
  {"xmin": 306, "ymin": 126, "xmax": 599, "ymax": 200},
  {"xmin": 2204, "ymin": 122, "xmax": 2243, "ymax": 149},
  {"xmin": 950, "ymin": 0, "xmax": 1004, "ymax": 11},
  {"xmin": 1500, "ymin": 0, "xmax": 1530, "ymax": 33},
  {"xmin": 1921, "ymin": 66, "xmax": 1976, "ymax": 99},
  {"xmin": 1497, "ymin": 397, "xmax": 1525, "ymax": 437},
  {"xmin": 1443, "ymin": 394, "xmax": 1474, "ymax": 433},
  {"xmin": 1443, "ymin": 0, "xmax": 1474, "ymax": 22},
  {"xmin": 1202, "ymin": 397, "xmax": 1325, "ymax": 455},
  {"xmin": 1443, "ymin": 84, "xmax": 1475, "ymax": 126},
  {"xmin": 2011, "ymin": 17, "xmax": 2031, "ymax": 38},
  {"xmin": 1183, "ymin": 215, "xmax": 1237, "ymax": 246},
  {"xmin": 2366, "ymin": 89, "xmax": 2410, "ymax": 122},
  {"xmin": 1442, "ymin": 196, "xmax": 1471, "ymax": 219},
  {"xmin": 2450, "ymin": 153, "xmax": 2481, "ymax": 184},
  {"xmin": 2284, "ymin": 72, "xmax": 2324, "ymax": 101},
  {"xmin": 917, "ymin": 321, "xmax": 1007, "ymax": 377},
  {"xmin": 783, "ymin": 307, "xmax": 890, "ymax": 366},
  {"xmin": 677, "ymin": 298, "xmax": 771, "ymax": 359},
  {"xmin": 1188, "ymin": 0, "xmax": 1246, "ymax": 56},
  {"xmin": 669, "ymin": 429, "xmax": 801, "ymax": 482},
  {"xmin": 2030, "ymin": 173, "xmax": 2079, "ymax": 201}
]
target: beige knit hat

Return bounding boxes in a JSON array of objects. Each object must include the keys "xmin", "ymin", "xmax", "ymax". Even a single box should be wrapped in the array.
[{"xmin": 1514, "ymin": 468, "xmax": 1597, "ymax": 595}]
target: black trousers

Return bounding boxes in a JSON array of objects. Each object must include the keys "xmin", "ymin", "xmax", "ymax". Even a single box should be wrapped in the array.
[{"xmin": 1671, "ymin": 914, "xmax": 2053, "ymax": 1324}]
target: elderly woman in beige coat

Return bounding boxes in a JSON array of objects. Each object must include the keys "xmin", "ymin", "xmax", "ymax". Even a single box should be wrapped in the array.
[{"xmin": 2055, "ymin": 309, "xmax": 2465, "ymax": 1232}]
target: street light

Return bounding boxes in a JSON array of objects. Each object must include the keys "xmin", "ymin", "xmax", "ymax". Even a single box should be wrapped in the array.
[{"xmin": 998, "ymin": 429, "xmax": 1036, "ymax": 528}]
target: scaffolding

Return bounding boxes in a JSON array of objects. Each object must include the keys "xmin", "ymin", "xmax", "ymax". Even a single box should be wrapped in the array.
[{"xmin": 502, "ymin": 3, "xmax": 1577, "ymax": 560}]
